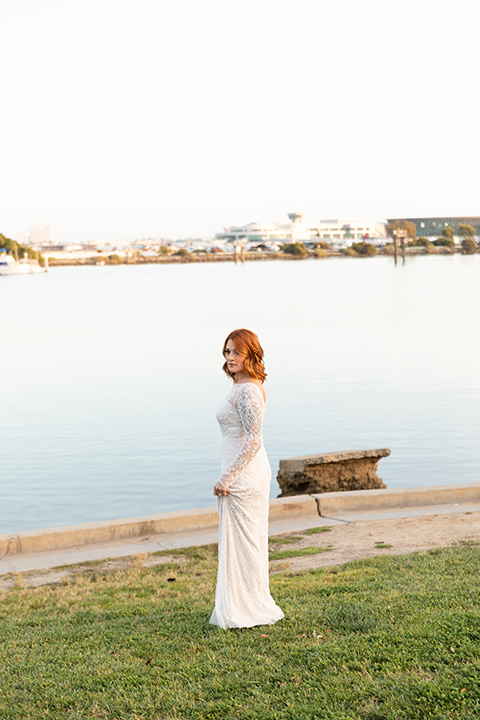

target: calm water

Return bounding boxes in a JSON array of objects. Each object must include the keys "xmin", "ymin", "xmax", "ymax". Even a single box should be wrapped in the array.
[{"xmin": 1, "ymin": 254, "xmax": 479, "ymax": 534}]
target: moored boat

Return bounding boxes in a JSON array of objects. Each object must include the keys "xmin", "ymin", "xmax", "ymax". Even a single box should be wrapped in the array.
[{"xmin": 0, "ymin": 251, "xmax": 47, "ymax": 275}]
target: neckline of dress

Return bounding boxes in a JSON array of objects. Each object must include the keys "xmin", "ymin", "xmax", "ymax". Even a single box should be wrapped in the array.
[{"xmin": 231, "ymin": 382, "xmax": 266, "ymax": 403}]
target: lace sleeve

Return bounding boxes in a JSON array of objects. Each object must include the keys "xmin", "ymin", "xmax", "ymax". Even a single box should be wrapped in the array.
[{"xmin": 218, "ymin": 384, "xmax": 264, "ymax": 489}]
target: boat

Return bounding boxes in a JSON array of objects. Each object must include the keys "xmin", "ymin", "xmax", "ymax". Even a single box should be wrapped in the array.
[{"xmin": 0, "ymin": 250, "xmax": 47, "ymax": 275}]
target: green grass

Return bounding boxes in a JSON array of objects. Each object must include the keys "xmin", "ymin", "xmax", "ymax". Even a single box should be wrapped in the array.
[
  {"xmin": 269, "ymin": 545, "xmax": 329, "ymax": 560},
  {"xmin": 302, "ymin": 525, "xmax": 332, "ymax": 535},
  {"xmin": 374, "ymin": 541, "xmax": 393, "ymax": 549},
  {"xmin": 2, "ymin": 545, "xmax": 480, "ymax": 719},
  {"xmin": 268, "ymin": 534, "xmax": 304, "ymax": 545}
]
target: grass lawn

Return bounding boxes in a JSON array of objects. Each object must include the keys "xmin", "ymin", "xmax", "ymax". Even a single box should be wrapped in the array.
[{"xmin": 1, "ymin": 540, "xmax": 480, "ymax": 720}]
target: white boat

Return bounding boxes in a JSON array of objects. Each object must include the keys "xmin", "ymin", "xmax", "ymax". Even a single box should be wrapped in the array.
[{"xmin": 0, "ymin": 252, "xmax": 47, "ymax": 275}]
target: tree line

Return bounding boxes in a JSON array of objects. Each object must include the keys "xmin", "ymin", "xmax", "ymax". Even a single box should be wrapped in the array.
[
  {"xmin": 0, "ymin": 233, "xmax": 46, "ymax": 263},
  {"xmin": 386, "ymin": 220, "xmax": 478, "ymax": 254}
]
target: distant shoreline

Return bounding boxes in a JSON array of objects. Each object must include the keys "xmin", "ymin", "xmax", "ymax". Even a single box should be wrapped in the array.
[{"xmin": 47, "ymin": 247, "xmax": 454, "ymax": 267}]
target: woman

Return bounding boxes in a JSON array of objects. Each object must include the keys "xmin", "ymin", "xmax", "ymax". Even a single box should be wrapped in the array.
[{"xmin": 210, "ymin": 328, "xmax": 284, "ymax": 629}]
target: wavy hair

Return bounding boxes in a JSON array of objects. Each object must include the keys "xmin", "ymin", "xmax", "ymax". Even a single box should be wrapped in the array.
[{"xmin": 222, "ymin": 328, "xmax": 267, "ymax": 383}]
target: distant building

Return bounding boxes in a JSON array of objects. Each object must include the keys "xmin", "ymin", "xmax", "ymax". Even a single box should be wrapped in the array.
[
  {"xmin": 215, "ymin": 212, "xmax": 310, "ymax": 244},
  {"xmin": 30, "ymin": 224, "xmax": 51, "ymax": 246},
  {"xmin": 215, "ymin": 215, "xmax": 386, "ymax": 245},
  {"xmin": 17, "ymin": 232, "xmax": 31, "ymax": 246},
  {"xmin": 307, "ymin": 220, "xmax": 386, "ymax": 243},
  {"xmin": 387, "ymin": 217, "xmax": 480, "ymax": 238}
]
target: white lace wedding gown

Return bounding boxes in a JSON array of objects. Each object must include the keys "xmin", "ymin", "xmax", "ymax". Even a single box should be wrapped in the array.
[{"xmin": 209, "ymin": 382, "xmax": 284, "ymax": 629}]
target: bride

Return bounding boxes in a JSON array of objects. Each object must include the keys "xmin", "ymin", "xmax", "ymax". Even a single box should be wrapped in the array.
[{"xmin": 209, "ymin": 328, "xmax": 284, "ymax": 629}]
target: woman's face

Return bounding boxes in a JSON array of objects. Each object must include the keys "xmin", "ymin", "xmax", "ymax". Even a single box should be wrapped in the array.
[{"xmin": 224, "ymin": 339, "xmax": 245, "ymax": 375}]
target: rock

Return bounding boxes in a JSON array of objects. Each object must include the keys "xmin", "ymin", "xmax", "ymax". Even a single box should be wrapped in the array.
[{"xmin": 277, "ymin": 448, "xmax": 390, "ymax": 497}]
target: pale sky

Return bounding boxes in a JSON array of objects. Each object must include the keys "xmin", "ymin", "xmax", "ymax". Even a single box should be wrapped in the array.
[{"xmin": 2, "ymin": 0, "xmax": 479, "ymax": 243}]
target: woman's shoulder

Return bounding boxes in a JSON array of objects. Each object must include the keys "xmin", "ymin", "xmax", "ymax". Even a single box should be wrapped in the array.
[{"xmin": 234, "ymin": 381, "xmax": 266, "ymax": 404}]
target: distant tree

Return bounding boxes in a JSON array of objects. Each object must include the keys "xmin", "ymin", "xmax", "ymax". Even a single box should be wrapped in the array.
[
  {"xmin": 0, "ymin": 232, "xmax": 45, "ymax": 264},
  {"xmin": 281, "ymin": 242, "xmax": 308, "ymax": 257},
  {"xmin": 386, "ymin": 220, "xmax": 417, "ymax": 240},
  {"xmin": 0, "ymin": 232, "xmax": 16, "ymax": 253},
  {"xmin": 351, "ymin": 241, "xmax": 377, "ymax": 256},
  {"xmin": 312, "ymin": 241, "xmax": 331, "ymax": 250},
  {"xmin": 107, "ymin": 254, "xmax": 123, "ymax": 264},
  {"xmin": 415, "ymin": 237, "xmax": 435, "ymax": 252},
  {"xmin": 441, "ymin": 226, "xmax": 454, "ymax": 240},
  {"xmin": 461, "ymin": 238, "xmax": 477, "ymax": 254},
  {"xmin": 175, "ymin": 248, "xmax": 190, "ymax": 256},
  {"xmin": 433, "ymin": 237, "xmax": 455, "ymax": 249},
  {"xmin": 458, "ymin": 224, "xmax": 475, "ymax": 239}
]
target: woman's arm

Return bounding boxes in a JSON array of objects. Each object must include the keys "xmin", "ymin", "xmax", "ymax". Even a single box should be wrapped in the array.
[{"xmin": 217, "ymin": 384, "xmax": 264, "ymax": 491}]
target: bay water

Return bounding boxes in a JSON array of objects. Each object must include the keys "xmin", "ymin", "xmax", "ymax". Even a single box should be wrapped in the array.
[{"xmin": 1, "ymin": 254, "xmax": 479, "ymax": 534}]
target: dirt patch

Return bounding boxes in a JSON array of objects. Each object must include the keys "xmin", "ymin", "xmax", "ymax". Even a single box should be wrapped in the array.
[
  {"xmin": 269, "ymin": 511, "xmax": 480, "ymax": 573},
  {"xmin": 0, "ymin": 553, "xmax": 183, "ymax": 591}
]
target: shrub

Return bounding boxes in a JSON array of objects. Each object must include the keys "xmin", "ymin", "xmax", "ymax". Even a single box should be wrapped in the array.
[
  {"xmin": 433, "ymin": 237, "xmax": 455, "ymax": 249},
  {"xmin": 351, "ymin": 241, "xmax": 377, "ymax": 256},
  {"xmin": 175, "ymin": 248, "xmax": 190, "ymax": 256},
  {"xmin": 414, "ymin": 237, "xmax": 435, "ymax": 252},
  {"xmin": 461, "ymin": 238, "xmax": 477, "ymax": 254},
  {"xmin": 281, "ymin": 242, "xmax": 308, "ymax": 257},
  {"xmin": 107, "ymin": 254, "xmax": 123, "ymax": 264}
]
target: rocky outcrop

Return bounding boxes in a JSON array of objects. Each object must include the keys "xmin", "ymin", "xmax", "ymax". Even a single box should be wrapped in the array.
[{"xmin": 277, "ymin": 449, "xmax": 390, "ymax": 497}]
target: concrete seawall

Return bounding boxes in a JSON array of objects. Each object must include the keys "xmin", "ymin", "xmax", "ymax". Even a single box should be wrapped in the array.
[
  {"xmin": 314, "ymin": 483, "xmax": 480, "ymax": 516},
  {"xmin": 1, "ymin": 484, "xmax": 479, "ymax": 558},
  {"xmin": 0, "ymin": 495, "xmax": 319, "ymax": 557}
]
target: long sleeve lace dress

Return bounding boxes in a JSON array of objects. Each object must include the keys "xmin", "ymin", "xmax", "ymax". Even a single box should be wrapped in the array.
[{"xmin": 209, "ymin": 382, "xmax": 284, "ymax": 629}]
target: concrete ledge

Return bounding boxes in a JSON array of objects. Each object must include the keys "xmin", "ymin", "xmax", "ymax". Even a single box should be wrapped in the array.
[
  {"xmin": 0, "ymin": 495, "xmax": 320, "ymax": 558},
  {"xmin": 5, "ymin": 485, "xmax": 478, "ymax": 559},
  {"xmin": 0, "ymin": 507, "xmax": 219, "ymax": 558},
  {"xmin": 268, "ymin": 494, "xmax": 319, "ymax": 520},
  {"xmin": 314, "ymin": 483, "xmax": 480, "ymax": 516}
]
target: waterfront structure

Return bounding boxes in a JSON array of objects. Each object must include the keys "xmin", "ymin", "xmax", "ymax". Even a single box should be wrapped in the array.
[
  {"xmin": 307, "ymin": 220, "xmax": 386, "ymax": 243},
  {"xmin": 215, "ymin": 215, "xmax": 386, "ymax": 245},
  {"xmin": 387, "ymin": 217, "xmax": 480, "ymax": 238},
  {"xmin": 215, "ymin": 213, "xmax": 309, "ymax": 244}
]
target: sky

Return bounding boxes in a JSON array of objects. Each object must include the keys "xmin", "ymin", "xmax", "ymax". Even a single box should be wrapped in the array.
[{"xmin": 1, "ymin": 0, "xmax": 479, "ymax": 243}]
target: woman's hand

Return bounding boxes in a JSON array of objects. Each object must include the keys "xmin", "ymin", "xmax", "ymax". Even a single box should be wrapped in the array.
[{"xmin": 214, "ymin": 481, "xmax": 228, "ymax": 497}]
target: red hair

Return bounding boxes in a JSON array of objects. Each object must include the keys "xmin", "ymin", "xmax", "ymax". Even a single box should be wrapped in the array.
[{"xmin": 222, "ymin": 328, "xmax": 267, "ymax": 383}]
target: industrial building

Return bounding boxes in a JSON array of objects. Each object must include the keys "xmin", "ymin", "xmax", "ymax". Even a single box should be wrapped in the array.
[{"xmin": 387, "ymin": 217, "xmax": 480, "ymax": 237}]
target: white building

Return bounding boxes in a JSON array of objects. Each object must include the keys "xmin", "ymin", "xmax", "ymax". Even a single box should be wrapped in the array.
[
  {"xmin": 216, "ymin": 214, "xmax": 386, "ymax": 246},
  {"xmin": 30, "ymin": 224, "xmax": 51, "ymax": 246},
  {"xmin": 307, "ymin": 220, "xmax": 387, "ymax": 244}
]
